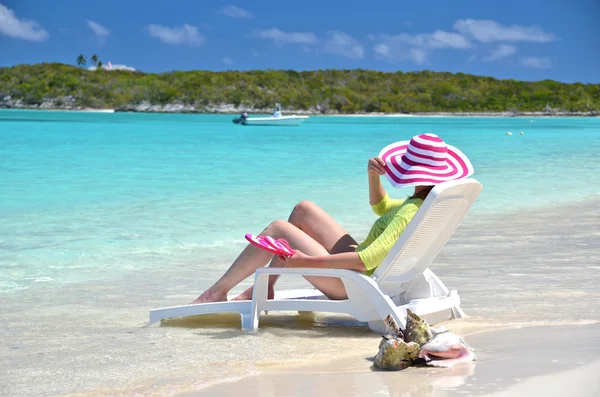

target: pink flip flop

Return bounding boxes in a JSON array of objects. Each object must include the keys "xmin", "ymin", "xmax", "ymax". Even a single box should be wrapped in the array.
[
  {"xmin": 245, "ymin": 234, "xmax": 281, "ymax": 256},
  {"xmin": 263, "ymin": 236, "xmax": 294, "ymax": 257},
  {"xmin": 245, "ymin": 234, "xmax": 295, "ymax": 258}
]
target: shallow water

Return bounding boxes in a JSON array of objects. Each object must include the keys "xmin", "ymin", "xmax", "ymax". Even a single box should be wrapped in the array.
[
  {"xmin": 1, "ymin": 111, "xmax": 599, "ymax": 396},
  {"xmin": 1, "ymin": 111, "xmax": 599, "ymax": 291}
]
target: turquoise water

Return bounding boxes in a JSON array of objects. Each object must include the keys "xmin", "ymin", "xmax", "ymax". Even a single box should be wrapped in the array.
[{"xmin": 1, "ymin": 110, "xmax": 599, "ymax": 293}]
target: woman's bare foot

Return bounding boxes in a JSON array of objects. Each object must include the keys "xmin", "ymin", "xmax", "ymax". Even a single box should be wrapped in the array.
[
  {"xmin": 232, "ymin": 285, "xmax": 275, "ymax": 301},
  {"xmin": 190, "ymin": 288, "xmax": 228, "ymax": 304}
]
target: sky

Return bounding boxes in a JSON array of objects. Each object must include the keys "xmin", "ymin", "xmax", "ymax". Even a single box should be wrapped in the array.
[{"xmin": 0, "ymin": 0, "xmax": 598, "ymax": 83}]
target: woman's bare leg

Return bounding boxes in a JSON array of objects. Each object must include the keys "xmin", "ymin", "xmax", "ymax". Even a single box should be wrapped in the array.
[
  {"xmin": 288, "ymin": 201, "xmax": 358, "ymax": 253},
  {"xmin": 288, "ymin": 200, "xmax": 359, "ymax": 297},
  {"xmin": 232, "ymin": 201, "xmax": 359, "ymax": 301},
  {"xmin": 192, "ymin": 219, "xmax": 339, "ymax": 303}
]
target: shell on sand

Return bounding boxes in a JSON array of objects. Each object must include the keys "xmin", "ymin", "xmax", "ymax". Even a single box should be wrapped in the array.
[
  {"xmin": 418, "ymin": 330, "xmax": 476, "ymax": 368},
  {"xmin": 383, "ymin": 314, "xmax": 403, "ymax": 338},
  {"xmin": 379, "ymin": 314, "xmax": 404, "ymax": 348},
  {"xmin": 374, "ymin": 339, "xmax": 421, "ymax": 370},
  {"xmin": 374, "ymin": 310, "xmax": 475, "ymax": 370},
  {"xmin": 403, "ymin": 309, "xmax": 433, "ymax": 345}
]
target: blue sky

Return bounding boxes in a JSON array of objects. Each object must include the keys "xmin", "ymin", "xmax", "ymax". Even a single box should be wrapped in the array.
[{"xmin": 1, "ymin": 0, "xmax": 598, "ymax": 82}]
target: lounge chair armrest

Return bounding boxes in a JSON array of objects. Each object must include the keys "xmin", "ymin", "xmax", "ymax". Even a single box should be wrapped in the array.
[
  {"xmin": 254, "ymin": 267, "xmax": 362, "ymax": 279},
  {"xmin": 253, "ymin": 268, "xmax": 380, "ymax": 297}
]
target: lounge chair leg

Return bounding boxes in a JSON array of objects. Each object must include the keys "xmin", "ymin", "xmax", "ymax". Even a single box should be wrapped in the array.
[
  {"xmin": 241, "ymin": 312, "xmax": 259, "ymax": 332},
  {"xmin": 451, "ymin": 305, "xmax": 466, "ymax": 319},
  {"xmin": 342, "ymin": 278, "xmax": 407, "ymax": 330},
  {"xmin": 247, "ymin": 271, "xmax": 271, "ymax": 332}
]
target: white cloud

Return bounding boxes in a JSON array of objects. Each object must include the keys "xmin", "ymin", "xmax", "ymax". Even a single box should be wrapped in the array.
[
  {"xmin": 222, "ymin": 57, "xmax": 233, "ymax": 65},
  {"xmin": 483, "ymin": 44, "xmax": 517, "ymax": 61},
  {"xmin": 322, "ymin": 31, "xmax": 364, "ymax": 59},
  {"xmin": 520, "ymin": 56, "xmax": 551, "ymax": 69},
  {"xmin": 408, "ymin": 48, "xmax": 428, "ymax": 64},
  {"xmin": 218, "ymin": 5, "xmax": 253, "ymax": 19},
  {"xmin": 454, "ymin": 19, "xmax": 555, "ymax": 43},
  {"xmin": 373, "ymin": 18, "xmax": 555, "ymax": 65},
  {"xmin": 0, "ymin": 4, "xmax": 48, "ymax": 41},
  {"xmin": 252, "ymin": 29, "xmax": 363, "ymax": 59},
  {"xmin": 87, "ymin": 20, "xmax": 110, "ymax": 38},
  {"xmin": 251, "ymin": 28, "xmax": 318, "ymax": 45},
  {"xmin": 374, "ymin": 43, "xmax": 390, "ymax": 57},
  {"xmin": 380, "ymin": 30, "xmax": 471, "ymax": 50},
  {"xmin": 374, "ymin": 29, "xmax": 470, "ymax": 63},
  {"xmin": 429, "ymin": 30, "xmax": 471, "ymax": 49},
  {"xmin": 146, "ymin": 24, "xmax": 205, "ymax": 47}
]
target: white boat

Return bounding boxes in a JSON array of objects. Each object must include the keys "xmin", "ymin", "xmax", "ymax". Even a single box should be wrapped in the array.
[
  {"xmin": 232, "ymin": 103, "xmax": 309, "ymax": 126},
  {"xmin": 241, "ymin": 115, "xmax": 309, "ymax": 126}
]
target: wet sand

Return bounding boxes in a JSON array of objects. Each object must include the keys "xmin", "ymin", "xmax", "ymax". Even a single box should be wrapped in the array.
[{"xmin": 178, "ymin": 323, "xmax": 600, "ymax": 397}]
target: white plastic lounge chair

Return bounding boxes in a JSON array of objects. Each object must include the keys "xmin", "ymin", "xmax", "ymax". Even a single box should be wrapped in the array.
[{"xmin": 149, "ymin": 178, "xmax": 482, "ymax": 333}]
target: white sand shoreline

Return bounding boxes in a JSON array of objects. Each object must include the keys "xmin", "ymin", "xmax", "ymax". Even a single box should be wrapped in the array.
[{"xmin": 176, "ymin": 323, "xmax": 600, "ymax": 397}]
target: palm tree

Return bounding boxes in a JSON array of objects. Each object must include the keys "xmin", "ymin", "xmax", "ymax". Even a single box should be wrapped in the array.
[
  {"xmin": 90, "ymin": 54, "xmax": 99, "ymax": 67},
  {"xmin": 76, "ymin": 54, "xmax": 86, "ymax": 67},
  {"xmin": 96, "ymin": 61, "xmax": 103, "ymax": 71}
]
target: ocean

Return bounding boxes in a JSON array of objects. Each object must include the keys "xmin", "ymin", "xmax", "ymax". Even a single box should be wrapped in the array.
[{"xmin": 1, "ymin": 110, "xmax": 599, "ymax": 396}]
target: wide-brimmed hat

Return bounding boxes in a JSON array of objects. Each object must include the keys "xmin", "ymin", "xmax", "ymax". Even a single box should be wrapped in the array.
[{"xmin": 379, "ymin": 133, "xmax": 474, "ymax": 188}]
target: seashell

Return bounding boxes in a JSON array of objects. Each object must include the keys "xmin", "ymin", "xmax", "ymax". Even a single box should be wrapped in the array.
[
  {"xmin": 418, "ymin": 330, "xmax": 476, "ymax": 368},
  {"xmin": 374, "ymin": 338, "xmax": 421, "ymax": 370},
  {"xmin": 403, "ymin": 309, "xmax": 433, "ymax": 345}
]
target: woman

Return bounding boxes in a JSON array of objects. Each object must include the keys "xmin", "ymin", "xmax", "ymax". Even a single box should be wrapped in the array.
[{"xmin": 192, "ymin": 133, "xmax": 473, "ymax": 304}]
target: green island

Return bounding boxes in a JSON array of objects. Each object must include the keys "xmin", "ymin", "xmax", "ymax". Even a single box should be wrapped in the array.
[{"xmin": 1, "ymin": 62, "xmax": 598, "ymax": 115}]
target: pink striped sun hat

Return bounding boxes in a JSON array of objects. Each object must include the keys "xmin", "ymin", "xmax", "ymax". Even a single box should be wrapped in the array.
[{"xmin": 379, "ymin": 133, "xmax": 474, "ymax": 188}]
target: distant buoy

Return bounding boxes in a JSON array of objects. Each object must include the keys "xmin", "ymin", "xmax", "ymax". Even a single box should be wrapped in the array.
[
  {"xmin": 520, "ymin": 131, "xmax": 524, "ymax": 135},
  {"xmin": 506, "ymin": 132, "xmax": 513, "ymax": 136}
]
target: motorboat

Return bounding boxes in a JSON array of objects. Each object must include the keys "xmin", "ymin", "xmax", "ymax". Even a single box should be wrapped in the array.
[
  {"xmin": 236, "ymin": 115, "xmax": 308, "ymax": 126},
  {"xmin": 232, "ymin": 103, "xmax": 309, "ymax": 126}
]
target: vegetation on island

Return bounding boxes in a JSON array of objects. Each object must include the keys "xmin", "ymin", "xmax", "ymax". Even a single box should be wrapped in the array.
[{"xmin": 0, "ymin": 62, "xmax": 598, "ymax": 114}]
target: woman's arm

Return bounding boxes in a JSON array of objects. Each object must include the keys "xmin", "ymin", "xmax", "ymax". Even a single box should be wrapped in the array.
[
  {"xmin": 369, "ymin": 156, "xmax": 407, "ymax": 216},
  {"xmin": 283, "ymin": 251, "xmax": 367, "ymax": 273},
  {"xmin": 368, "ymin": 157, "xmax": 387, "ymax": 206}
]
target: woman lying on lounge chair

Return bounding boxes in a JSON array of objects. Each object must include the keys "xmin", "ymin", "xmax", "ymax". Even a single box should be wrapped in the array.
[{"xmin": 192, "ymin": 133, "xmax": 473, "ymax": 304}]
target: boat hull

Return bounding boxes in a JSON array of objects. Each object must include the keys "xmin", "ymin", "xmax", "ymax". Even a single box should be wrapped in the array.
[{"xmin": 242, "ymin": 116, "xmax": 308, "ymax": 126}]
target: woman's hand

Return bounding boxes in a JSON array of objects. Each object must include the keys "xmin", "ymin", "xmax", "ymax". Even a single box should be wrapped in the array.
[
  {"xmin": 368, "ymin": 156, "xmax": 386, "ymax": 177},
  {"xmin": 280, "ymin": 250, "xmax": 309, "ymax": 267}
]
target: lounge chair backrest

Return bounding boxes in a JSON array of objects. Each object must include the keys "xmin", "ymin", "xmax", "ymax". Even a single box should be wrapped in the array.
[{"xmin": 371, "ymin": 178, "xmax": 482, "ymax": 296}]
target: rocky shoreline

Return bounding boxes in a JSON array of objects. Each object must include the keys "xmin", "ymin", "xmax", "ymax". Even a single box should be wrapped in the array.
[{"xmin": 0, "ymin": 98, "xmax": 596, "ymax": 117}]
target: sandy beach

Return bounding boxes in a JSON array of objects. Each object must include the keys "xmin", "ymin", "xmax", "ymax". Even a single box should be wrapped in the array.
[
  {"xmin": 3, "ymin": 196, "xmax": 598, "ymax": 397},
  {"xmin": 178, "ymin": 324, "xmax": 600, "ymax": 397}
]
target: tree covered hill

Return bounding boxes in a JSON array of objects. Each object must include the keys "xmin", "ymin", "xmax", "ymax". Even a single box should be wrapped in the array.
[{"xmin": 0, "ymin": 63, "xmax": 598, "ymax": 114}]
